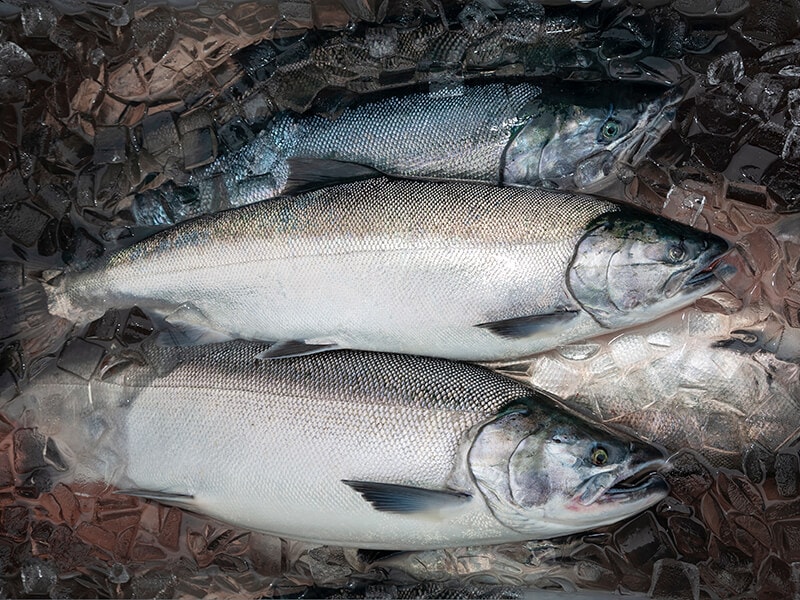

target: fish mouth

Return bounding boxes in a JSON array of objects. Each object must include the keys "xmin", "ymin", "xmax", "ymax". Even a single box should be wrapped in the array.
[
  {"xmin": 598, "ymin": 471, "xmax": 669, "ymax": 505},
  {"xmin": 664, "ymin": 249, "xmax": 729, "ymax": 298},
  {"xmin": 685, "ymin": 255, "xmax": 724, "ymax": 288},
  {"xmin": 575, "ymin": 444, "xmax": 668, "ymax": 508}
]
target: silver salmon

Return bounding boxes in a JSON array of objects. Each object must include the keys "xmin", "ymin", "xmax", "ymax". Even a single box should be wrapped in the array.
[
  {"xmin": 500, "ymin": 307, "xmax": 800, "ymax": 468},
  {"xmin": 132, "ymin": 82, "xmax": 681, "ymax": 225},
  {"xmin": 46, "ymin": 178, "xmax": 728, "ymax": 362},
  {"xmin": 5, "ymin": 342, "xmax": 668, "ymax": 550}
]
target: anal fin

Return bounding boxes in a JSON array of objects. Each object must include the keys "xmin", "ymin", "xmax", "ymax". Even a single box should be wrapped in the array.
[
  {"xmin": 256, "ymin": 339, "xmax": 339, "ymax": 360},
  {"xmin": 342, "ymin": 480, "xmax": 470, "ymax": 514},
  {"xmin": 476, "ymin": 310, "xmax": 579, "ymax": 339}
]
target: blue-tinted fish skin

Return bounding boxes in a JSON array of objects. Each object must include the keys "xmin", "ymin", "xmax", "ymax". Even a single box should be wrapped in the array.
[{"xmin": 132, "ymin": 82, "xmax": 681, "ymax": 226}]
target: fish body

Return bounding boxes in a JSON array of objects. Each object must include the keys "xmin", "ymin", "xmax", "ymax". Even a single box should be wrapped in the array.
[
  {"xmin": 48, "ymin": 179, "xmax": 727, "ymax": 362},
  {"xmin": 132, "ymin": 82, "xmax": 680, "ymax": 225},
  {"xmin": 7, "ymin": 343, "xmax": 668, "ymax": 550},
  {"xmin": 505, "ymin": 307, "xmax": 800, "ymax": 467}
]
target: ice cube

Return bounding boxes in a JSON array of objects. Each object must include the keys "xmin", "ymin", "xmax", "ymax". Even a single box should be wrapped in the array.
[
  {"xmin": 0, "ymin": 203, "xmax": 49, "ymax": 247},
  {"xmin": 756, "ymin": 555, "xmax": 793, "ymax": 598},
  {"xmin": 141, "ymin": 111, "xmax": 179, "ymax": 156},
  {"xmin": 667, "ymin": 516, "xmax": 708, "ymax": 561},
  {"xmin": 707, "ymin": 51, "xmax": 745, "ymax": 85},
  {"xmin": 108, "ymin": 563, "xmax": 130, "ymax": 584},
  {"xmin": 458, "ymin": 3, "xmax": 496, "ymax": 38},
  {"xmin": 665, "ymin": 450, "xmax": 714, "ymax": 503},
  {"xmin": 648, "ymin": 558, "xmax": 700, "ymax": 600},
  {"xmin": 237, "ymin": 42, "xmax": 278, "ymax": 82},
  {"xmin": 782, "ymin": 126, "xmax": 800, "ymax": 161},
  {"xmin": 696, "ymin": 85, "xmax": 743, "ymax": 135},
  {"xmin": 64, "ymin": 228, "xmax": 103, "ymax": 267},
  {"xmin": 613, "ymin": 512, "xmax": 672, "ymax": 569},
  {"xmin": 788, "ymin": 89, "xmax": 800, "ymax": 126},
  {"xmin": 182, "ymin": 128, "xmax": 218, "ymax": 170},
  {"xmin": 57, "ymin": 338, "xmax": 105, "ymax": 380},
  {"xmin": 763, "ymin": 161, "xmax": 800, "ymax": 210},
  {"xmin": 742, "ymin": 441, "xmax": 775, "ymax": 483},
  {"xmin": 278, "ymin": 0, "xmax": 314, "ymax": 29},
  {"xmin": 242, "ymin": 93, "xmax": 273, "ymax": 124},
  {"xmin": 0, "ymin": 169, "xmax": 30, "ymax": 204},
  {"xmin": 106, "ymin": 4, "xmax": 130, "ymax": 26},
  {"xmin": 365, "ymin": 27, "xmax": 398, "ymax": 59},
  {"xmin": 0, "ymin": 42, "xmax": 35, "ymax": 77},
  {"xmin": 775, "ymin": 451, "xmax": 799, "ymax": 497},
  {"xmin": 118, "ymin": 307, "xmax": 154, "ymax": 345},
  {"xmin": 93, "ymin": 126, "xmax": 128, "ymax": 165},
  {"xmin": 175, "ymin": 63, "xmax": 214, "ymax": 105},
  {"xmin": 734, "ymin": 0, "xmax": 800, "ymax": 49},
  {"xmin": 20, "ymin": 559, "xmax": 57, "ymax": 596},
  {"xmin": 0, "ymin": 76, "xmax": 27, "ymax": 104},
  {"xmin": 556, "ymin": 343, "xmax": 600, "ymax": 360},
  {"xmin": 741, "ymin": 73, "xmax": 785, "ymax": 118},
  {"xmin": 20, "ymin": 6, "xmax": 56, "ymax": 38},
  {"xmin": 774, "ymin": 521, "xmax": 800, "ymax": 562}
]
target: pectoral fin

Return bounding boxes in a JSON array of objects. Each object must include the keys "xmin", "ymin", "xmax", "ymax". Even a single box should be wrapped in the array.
[
  {"xmin": 343, "ymin": 480, "xmax": 471, "ymax": 514},
  {"xmin": 476, "ymin": 310, "xmax": 579, "ymax": 339},
  {"xmin": 115, "ymin": 488, "xmax": 195, "ymax": 508},
  {"xmin": 284, "ymin": 158, "xmax": 383, "ymax": 195},
  {"xmin": 256, "ymin": 339, "xmax": 340, "ymax": 360}
]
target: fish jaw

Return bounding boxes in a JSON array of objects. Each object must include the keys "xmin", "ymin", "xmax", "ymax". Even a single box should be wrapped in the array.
[{"xmin": 663, "ymin": 241, "xmax": 731, "ymax": 300}]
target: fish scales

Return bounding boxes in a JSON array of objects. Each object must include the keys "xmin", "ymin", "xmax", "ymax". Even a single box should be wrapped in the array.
[
  {"xmin": 131, "ymin": 82, "xmax": 681, "ymax": 224},
  {"xmin": 268, "ymin": 84, "xmax": 534, "ymax": 182},
  {"xmin": 47, "ymin": 178, "xmax": 728, "ymax": 362},
  {"xmin": 9, "ymin": 342, "xmax": 668, "ymax": 550}
]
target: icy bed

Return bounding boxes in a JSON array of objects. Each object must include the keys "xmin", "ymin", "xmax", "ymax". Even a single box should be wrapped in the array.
[{"xmin": 1, "ymin": 0, "xmax": 800, "ymax": 598}]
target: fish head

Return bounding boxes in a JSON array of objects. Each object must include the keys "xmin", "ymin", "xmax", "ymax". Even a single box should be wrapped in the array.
[
  {"xmin": 503, "ymin": 85, "xmax": 682, "ymax": 192},
  {"xmin": 468, "ymin": 397, "xmax": 668, "ymax": 537},
  {"xmin": 567, "ymin": 211, "xmax": 730, "ymax": 330}
]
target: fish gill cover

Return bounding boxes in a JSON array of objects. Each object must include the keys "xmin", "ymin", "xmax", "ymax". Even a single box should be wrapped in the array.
[{"xmin": 0, "ymin": 0, "xmax": 799, "ymax": 598}]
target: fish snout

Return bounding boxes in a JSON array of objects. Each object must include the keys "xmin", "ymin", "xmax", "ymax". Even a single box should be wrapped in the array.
[{"xmin": 627, "ymin": 440, "xmax": 668, "ymax": 474}]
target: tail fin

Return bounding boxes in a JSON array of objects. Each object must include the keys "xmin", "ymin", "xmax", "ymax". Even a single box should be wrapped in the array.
[
  {"xmin": 0, "ymin": 269, "xmax": 73, "ymax": 390},
  {"xmin": 3, "ymin": 363, "xmax": 127, "ymax": 495}
]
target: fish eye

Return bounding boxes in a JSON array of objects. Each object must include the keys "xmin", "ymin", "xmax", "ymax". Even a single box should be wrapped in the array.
[
  {"xmin": 591, "ymin": 447, "xmax": 609, "ymax": 466},
  {"xmin": 667, "ymin": 244, "xmax": 686, "ymax": 263},
  {"xmin": 599, "ymin": 120, "xmax": 622, "ymax": 142}
]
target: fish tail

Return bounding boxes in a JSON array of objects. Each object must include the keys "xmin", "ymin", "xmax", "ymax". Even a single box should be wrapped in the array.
[
  {"xmin": 2, "ymin": 376, "xmax": 123, "ymax": 493},
  {"xmin": 0, "ymin": 271, "xmax": 74, "ymax": 382}
]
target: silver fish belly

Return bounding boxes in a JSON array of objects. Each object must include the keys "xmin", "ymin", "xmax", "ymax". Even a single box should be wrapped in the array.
[
  {"xmin": 132, "ymin": 82, "xmax": 680, "ymax": 225},
  {"xmin": 49, "ymin": 178, "xmax": 728, "ymax": 362},
  {"xmin": 7, "ymin": 342, "xmax": 668, "ymax": 550}
]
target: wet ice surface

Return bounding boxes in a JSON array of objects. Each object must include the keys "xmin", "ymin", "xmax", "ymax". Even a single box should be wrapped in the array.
[{"xmin": 1, "ymin": 0, "xmax": 800, "ymax": 598}]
